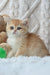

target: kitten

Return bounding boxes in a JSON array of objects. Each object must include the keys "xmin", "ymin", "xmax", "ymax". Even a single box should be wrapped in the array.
[{"xmin": 6, "ymin": 19, "xmax": 49, "ymax": 57}]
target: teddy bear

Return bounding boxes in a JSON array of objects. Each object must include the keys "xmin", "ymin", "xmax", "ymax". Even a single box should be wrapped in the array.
[
  {"xmin": 0, "ymin": 32, "xmax": 7, "ymax": 44},
  {"xmin": 0, "ymin": 15, "xmax": 6, "ymax": 32},
  {"xmin": 0, "ymin": 15, "xmax": 11, "ymax": 57}
]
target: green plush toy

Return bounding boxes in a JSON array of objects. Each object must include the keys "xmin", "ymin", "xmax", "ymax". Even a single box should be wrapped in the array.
[{"xmin": 0, "ymin": 47, "xmax": 6, "ymax": 58}]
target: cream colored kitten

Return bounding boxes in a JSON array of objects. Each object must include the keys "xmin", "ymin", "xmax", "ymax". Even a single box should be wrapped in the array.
[{"xmin": 6, "ymin": 19, "xmax": 49, "ymax": 57}]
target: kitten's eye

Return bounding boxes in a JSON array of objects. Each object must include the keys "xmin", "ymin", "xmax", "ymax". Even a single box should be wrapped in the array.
[
  {"xmin": 17, "ymin": 27, "xmax": 22, "ymax": 30},
  {"xmin": 10, "ymin": 26, "xmax": 14, "ymax": 30}
]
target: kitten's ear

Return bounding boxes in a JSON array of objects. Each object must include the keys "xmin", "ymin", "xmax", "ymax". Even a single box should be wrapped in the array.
[
  {"xmin": 2, "ymin": 15, "xmax": 11, "ymax": 24},
  {"xmin": 23, "ymin": 19, "xmax": 28, "ymax": 26}
]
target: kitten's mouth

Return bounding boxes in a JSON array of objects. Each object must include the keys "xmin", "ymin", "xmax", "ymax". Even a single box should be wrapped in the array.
[{"xmin": 13, "ymin": 31, "xmax": 16, "ymax": 34}]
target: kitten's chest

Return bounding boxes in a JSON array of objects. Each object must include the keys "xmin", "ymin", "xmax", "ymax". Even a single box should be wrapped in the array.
[{"xmin": 7, "ymin": 38, "xmax": 22, "ymax": 51}]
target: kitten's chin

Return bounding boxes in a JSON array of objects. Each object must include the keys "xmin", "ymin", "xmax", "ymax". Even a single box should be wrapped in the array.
[{"xmin": 7, "ymin": 33, "xmax": 17, "ymax": 38}]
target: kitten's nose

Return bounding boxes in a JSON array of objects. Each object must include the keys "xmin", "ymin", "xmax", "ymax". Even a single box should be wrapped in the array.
[
  {"xmin": 13, "ymin": 30, "xmax": 16, "ymax": 34},
  {"xmin": 14, "ymin": 30, "xmax": 16, "ymax": 32}
]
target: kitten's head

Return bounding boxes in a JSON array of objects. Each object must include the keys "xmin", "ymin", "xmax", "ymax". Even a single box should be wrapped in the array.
[{"xmin": 6, "ymin": 19, "xmax": 28, "ymax": 37}]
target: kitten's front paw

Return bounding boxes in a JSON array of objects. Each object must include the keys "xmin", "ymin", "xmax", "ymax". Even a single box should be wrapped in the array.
[
  {"xmin": 7, "ymin": 51, "xmax": 15, "ymax": 58},
  {"xmin": 15, "ymin": 49, "xmax": 25, "ymax": 57},
  {"xmin": 7, "ymin": 54, "xmax": 12, "ymax": 58},
  {"xmin": 15, "ymin": 53, "xmax": 19, "ymax": 57},
  {"xmin": 15, "ymin": 52, "xmax": 22, "ymax": 57}
]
